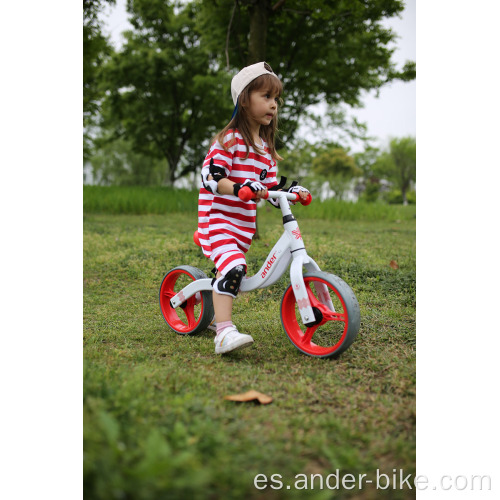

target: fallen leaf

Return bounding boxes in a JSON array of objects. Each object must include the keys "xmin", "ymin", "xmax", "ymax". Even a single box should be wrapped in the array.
[
  {"xmin": 224, "ymin": 390, "xmax": 273, "ymax": 405},
  {"xmin": 389, "ymin": 260, "xmax": 399, "ymax": 269}
]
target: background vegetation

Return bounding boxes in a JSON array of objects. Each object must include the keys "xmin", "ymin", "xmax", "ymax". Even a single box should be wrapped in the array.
[
  {"xmin": 84, "ymin": 0, "xmax": 416, "ymax": 202},
  {"xmin": 84, "ymin": 185, "xmax": 415, "ymax": 218}
]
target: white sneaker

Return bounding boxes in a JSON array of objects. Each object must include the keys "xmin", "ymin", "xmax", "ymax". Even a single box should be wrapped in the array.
[
  {"xmin": 214, "ymin": 326, "xmax": 254, "ymax": 354},
  {"xmin": 207, "ymin": 316, "xmax": 217, "ymax": 332}
]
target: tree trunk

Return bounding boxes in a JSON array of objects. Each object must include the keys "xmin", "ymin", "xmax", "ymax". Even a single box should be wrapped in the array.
[
  {"xmin": 402, "ymin": 187, "xmax": 408, "ymax": 206},
  {"xmin": 163, "ymin": 156, "xmax": 176, "ymax": 186},
  {"xmin": 247, "ymin": 0, "xmax": 269, "ymax": 64}
]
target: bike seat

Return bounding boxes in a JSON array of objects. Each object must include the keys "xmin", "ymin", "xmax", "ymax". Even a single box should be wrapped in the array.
[{"xmin": 193, "ymin": 230, "xmax": 201, "ymax": 247}]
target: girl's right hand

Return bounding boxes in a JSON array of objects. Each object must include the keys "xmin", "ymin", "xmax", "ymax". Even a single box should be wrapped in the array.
[{"xmin": 233, "ymin": 179, "xmax": 268, "ymax": 199}]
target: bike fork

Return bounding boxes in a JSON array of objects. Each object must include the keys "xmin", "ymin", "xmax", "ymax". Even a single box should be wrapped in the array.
[{"xmin": 290, "ymin": 253, "xmax": 324, "ymax": 326}]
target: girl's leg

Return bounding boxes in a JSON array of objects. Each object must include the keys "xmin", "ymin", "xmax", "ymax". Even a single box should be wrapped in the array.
[
  {"xmin": 213, "ymin": 272, "xmax": 234, "ymax": 323},
  {"xmin": 209, "ymin": 247, "xmax": 253, "ymax": 353},
  {"xmin": 212, "ymin": 271, "xmax": 254, "ymax": 354}
]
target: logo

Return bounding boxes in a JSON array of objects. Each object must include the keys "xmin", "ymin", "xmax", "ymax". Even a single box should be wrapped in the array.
[
  {"xmin": 292, "ymin": 228, "xmax": 302, "ymax": 240},
  {"xmin": 261, "ymin": 253, "xmax": 277, "ymax": 278},
  {"xmin": 259, "ymin": 169, "xmax": 268, "ymax": 181},
  {"xmin": 296, "ymin": 297, "xmax": 311, "ymax": 310}
]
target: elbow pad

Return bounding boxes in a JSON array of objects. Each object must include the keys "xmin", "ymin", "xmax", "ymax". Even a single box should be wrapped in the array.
[{"xmin": 201, "ymin": 158, "xmax": 227, "ymax": 194}]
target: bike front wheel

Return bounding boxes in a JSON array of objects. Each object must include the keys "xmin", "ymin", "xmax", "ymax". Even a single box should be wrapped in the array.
[
  {"xmin": 159, "ymin": 265, "xmax": 214, "ymax": 335},
  {"xmin": 280, "ymin": 272, "xmax": 360, "ymax": 358}
]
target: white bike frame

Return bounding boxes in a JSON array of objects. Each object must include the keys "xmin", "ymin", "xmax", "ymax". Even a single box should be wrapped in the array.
[{"xmin": 169, "ymin": 191, "xmax": 334, "ymax": 326}]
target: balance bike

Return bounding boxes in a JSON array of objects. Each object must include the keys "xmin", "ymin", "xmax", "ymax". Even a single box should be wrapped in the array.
[{"xmin": 159, "ymin": 188, "xmax": 360, "ymax": 358}]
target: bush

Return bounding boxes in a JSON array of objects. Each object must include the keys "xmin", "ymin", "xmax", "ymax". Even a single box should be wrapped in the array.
[
  {"xmin": 359, "ymin": 182, "xmax": 380, "ymax": 203},
  {"xmin": 385, "ymin": 189, "xmax": 416, "ymax": 205}
]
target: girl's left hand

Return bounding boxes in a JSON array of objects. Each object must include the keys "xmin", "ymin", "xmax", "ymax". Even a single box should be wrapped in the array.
[
  {"xmin": 254, "ymin": 187, "xmax": 268, "ymax": 200},
  {"xmin": 288, "ymin": 185, "xmax": 310, "ymax": 202}
]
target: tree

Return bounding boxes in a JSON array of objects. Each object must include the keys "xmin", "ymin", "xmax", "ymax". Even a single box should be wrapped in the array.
[
  {"xmin": 83, "ymin": 0, "xmax": 115, "ymax": 160},
  {"xmin": 374, "ymin": 136, "xmax": 416, "ymax": 205},
  {"xmin": 311, "ymin": 146, "xmax": 361, "ymax": 199},
  {"xmin": 99, "ymin": 0, "xmax": 234, "ymax": 185},
  {"xmin": 197, "ymin": 0, "xmax": 416, "ymax": 146},
  {"xmin": 354, "ymin": 145, "xmax": 381, "ymax": 179},
  {"xmin": 90, "ymin": 0, "xmax": 415, "ymax": 185},
  {"xmin": 279, "ymin": 137, "xmax": 317, "ymax": 180},
  {"xmin": 90, "ymin": 135, "xmax": 165, "ymax": 185},
  {"xmin": 354, "ymin": 145, "xmax": 382, "ymax": 202}
]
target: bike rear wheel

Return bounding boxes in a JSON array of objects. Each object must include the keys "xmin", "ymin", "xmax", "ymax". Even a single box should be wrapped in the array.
[
  {"xmin": 159, "ymin": 266, "xmax": 214, "ymax": 335},
  {"xmin": 280, "ymin": 272, "xmax": 360, "ymax": 358}
]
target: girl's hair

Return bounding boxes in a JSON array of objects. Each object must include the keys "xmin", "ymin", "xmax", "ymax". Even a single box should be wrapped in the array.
[{"xmin": 214, "ymin": 73, "xmax": 283, "ymax": 161}]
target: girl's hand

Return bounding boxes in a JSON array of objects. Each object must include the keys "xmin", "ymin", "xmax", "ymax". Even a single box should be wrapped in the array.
[
  {"xmin": 287, "ymin": 185, "xmax": 310, "ymax": 203},
  {"xmin": 254, "ymin": 187, "xmax": 268, "ymax": 200},
  {"xmin": 233, "ymin": 179, "xmax": 268, "ymax": 200}
]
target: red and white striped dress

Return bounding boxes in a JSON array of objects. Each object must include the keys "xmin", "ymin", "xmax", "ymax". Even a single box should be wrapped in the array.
[{"xmin": 198, "ymin": 129, "xmax": 278, "ymax": 275}]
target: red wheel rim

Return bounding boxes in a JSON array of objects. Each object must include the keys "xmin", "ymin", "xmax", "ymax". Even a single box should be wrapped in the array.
[
  {"xmin": 159, "ymin": 270, "xmax": 204, "ymax": 333},
  {"xmin": 282, "ymin": 277, "xmax": 349, "ymax": 356}
]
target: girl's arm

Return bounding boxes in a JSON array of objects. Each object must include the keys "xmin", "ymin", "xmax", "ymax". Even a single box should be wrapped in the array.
[
  {"xmin": 209, "ymin": 176, "xmax": 268, "ymax": 200},
  {"xmin": 213, "ymin": 177, "xmax": 235, "ymax": 195}
]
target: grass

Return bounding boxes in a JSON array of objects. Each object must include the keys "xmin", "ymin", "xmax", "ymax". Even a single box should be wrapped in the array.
[
  {"xmin": 83, "ymin": 185, "xmax": 416, "ymax": 222},
  {"xmin": 83, "ymin": 186, "xmax": 198, "ymax": 215},
  {"xmin": 83, "ymin": 207, "xmax": 415, "ymax": 500}
]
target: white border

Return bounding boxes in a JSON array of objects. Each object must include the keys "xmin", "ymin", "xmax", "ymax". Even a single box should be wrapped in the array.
[{"xmin": 1, "ymin": 1, "xmax": 82, "ymax": 498}]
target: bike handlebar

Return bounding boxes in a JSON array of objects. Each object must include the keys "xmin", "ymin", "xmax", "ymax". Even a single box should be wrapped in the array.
[{"xmin": 238, "ymin": 186, "xmax": 312, "ymax": 206}]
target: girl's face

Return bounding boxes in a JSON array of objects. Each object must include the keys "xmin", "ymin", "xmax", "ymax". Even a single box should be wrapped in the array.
[{"xmin": 247, "ymin": 89, "xmax": 279, "ymax": 128}]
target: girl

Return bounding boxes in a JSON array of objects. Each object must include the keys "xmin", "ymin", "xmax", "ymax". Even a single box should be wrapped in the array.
[{"xmin": 198, "ymin": 62, "xmax": 309, "ymax": 354}]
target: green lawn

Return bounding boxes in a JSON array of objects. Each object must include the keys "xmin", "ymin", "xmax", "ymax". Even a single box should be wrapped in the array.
[{"xmin": 84, "ymin": 208, "xmax": 416, "ymax": 499}]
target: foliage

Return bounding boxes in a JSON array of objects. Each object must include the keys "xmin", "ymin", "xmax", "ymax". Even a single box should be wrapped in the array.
[
  {"xmin": 87, "ymin": 0, "xmax": 416, "ymax": 185},
  {"xmin": 278, "ymin": 137, "xmax": 317, "ymax": 180},
  {"xmin": 308, "ymin": 146, "xmax": 360, "ymax": 200},
  {"xmin": 359, "ymin": 180, "xmax": 381, "ymax": 202},
  {"xmin": 373, "ymin": 136, "xmax": 416, "ymax": 205},
  {"xmin": 291, "ymin": 103, "xmax": 372, "ymax": 151},
  {"xmin": 84, "ymin": 211, "xmax": 415, "ymax": 499},
  {"xmin": 385, "ymin": 188, "xmax": 416, "ymax": 205},
  {"xmin": 353, "ymin": 145, "xmax": 381, "ymax": 178},
  {"xmin": 83, "ymin": 0, "xmax": 116, "ymax": 160},
  {"xmin": 99, "ymin": 0, "xmax": 234, "ymax": 185},
  {"xmin": 278, "ymin": 140, "xmax": 357, "ymax": 186},
  {"xmin": 90, "ymin": 136, "xmax": 165, "ymax": 185},
  {"xmin": 197, "ymin": 0, "xmax": 416, "ymax": 145},
  {"xmin": 312, "ymin": 148, "xmax": 360, "ymax": 179}
]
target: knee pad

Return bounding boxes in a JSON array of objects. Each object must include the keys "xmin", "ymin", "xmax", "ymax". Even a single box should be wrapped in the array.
[{"xmin": 213, "ymin": 265, "xmax": 246, "ymax": 298}]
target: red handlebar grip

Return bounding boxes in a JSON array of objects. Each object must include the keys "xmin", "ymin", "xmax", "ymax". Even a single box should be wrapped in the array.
[
  {"xmin": 239, "ymin": 186, "xmax": 270, "ymax": 201},
  {"xmin": 238, "ymin": 186, "xmax": 254, "ymax": 201}
]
